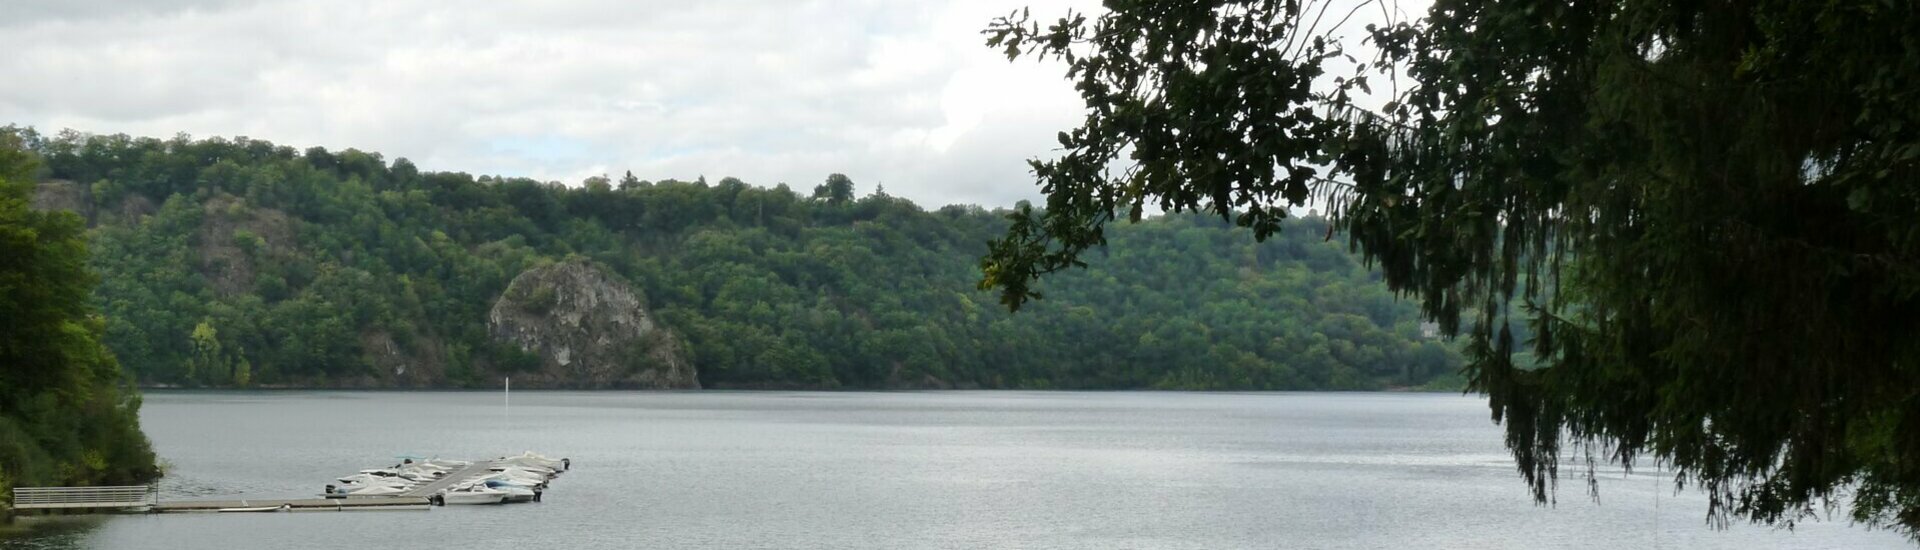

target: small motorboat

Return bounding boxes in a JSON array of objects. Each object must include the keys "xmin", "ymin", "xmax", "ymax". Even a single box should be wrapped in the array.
[
  {"xmin": 473, "ymin": 473, "xmax": 542, "ymax": 489},
  {"xmin": 499, "ymin": 451, "xmax": 567, "ymax": 472},
  {"xmin": 489, "ymin": 467, "xmax": 550, "ymax": 483},
  {"xmin": 435, "ymin": 486, "xmax": 514, "ymax": 505},
  {"xmin": 350, "ymin": 485, "xmax": 411, "ymax": 496},
  {"xmin": 338, "ymin": 473, "xmax": 408, "ymax": 485},
  {"xmin": 482, "ymin": 480, "xmax": 538, "ymax": 503}
]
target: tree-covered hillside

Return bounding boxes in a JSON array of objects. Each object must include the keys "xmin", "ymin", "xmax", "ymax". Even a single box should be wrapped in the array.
[{"xmin": 11, "ymin": 128, "xmax": 1458, "ymax": 390}]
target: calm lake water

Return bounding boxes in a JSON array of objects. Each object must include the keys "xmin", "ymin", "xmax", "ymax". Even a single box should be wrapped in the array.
[{"xmin": 3, "ymin": 391, "xmax": 1906, "ymax": 549}]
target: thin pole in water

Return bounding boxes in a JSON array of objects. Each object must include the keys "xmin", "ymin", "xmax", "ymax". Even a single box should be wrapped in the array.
[{"xmin": 505, "ymin": 377, "xmax": 511, "ymax": 426}]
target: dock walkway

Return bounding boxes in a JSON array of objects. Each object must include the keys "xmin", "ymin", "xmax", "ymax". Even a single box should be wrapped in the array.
[
  {"xmin": 151, "ymin": 498, "xmax": 428, "ymax": 513},
  {"xmin": 11, "ymin": 486, "xmax": 155, "ymax": 512}
]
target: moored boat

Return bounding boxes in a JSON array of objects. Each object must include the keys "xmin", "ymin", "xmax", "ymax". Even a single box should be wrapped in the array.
[
  {"xmin": 434, "ymin": 486, "xmax": 513, "ymax": 505},
  {"xmin": 482, "ymin": 480, "xmax": 539, "ymax": 503}
]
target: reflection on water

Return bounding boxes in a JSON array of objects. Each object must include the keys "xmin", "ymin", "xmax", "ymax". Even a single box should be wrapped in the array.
[
  {"xmin": 0, "ymin": 517, "xmax": 102, "ymax": 550},
  {"xmin": 2, "ymin": 391, "xmax": 1906, "ymax": 549}
]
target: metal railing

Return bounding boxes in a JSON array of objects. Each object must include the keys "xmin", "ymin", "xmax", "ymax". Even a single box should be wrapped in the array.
[{"xmin": 11, "ymin": 485, "xmax": 156, "ymax": 510}]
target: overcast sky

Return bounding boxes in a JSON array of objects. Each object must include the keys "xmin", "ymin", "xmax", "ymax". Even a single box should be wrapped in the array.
[
  {"xmin": 3, "ymin": 0, "xmax": 1418, "ymax": 209},
  {"xmin": 1, "ymin": 0, "xmax": 1126, "ymax": 208}
]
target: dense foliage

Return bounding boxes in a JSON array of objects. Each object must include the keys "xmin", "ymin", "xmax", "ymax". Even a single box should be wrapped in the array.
[
  {"xmin": 0, "ymin": 134, "xmax": 158, "ymax": 515},
  {"xmin": 983, "ymin": 0, "xmax": 1920, "ymax": 535},
  {"xmin": 6, "ymin": 128, "xmax": 1457, "ymax": 391}
]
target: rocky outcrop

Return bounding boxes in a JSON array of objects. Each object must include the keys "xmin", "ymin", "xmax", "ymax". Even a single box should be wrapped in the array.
[
  {"xmin": 361, "ymin": 329, "xmax": 444, "ymax": 387},
  {"xmin": 197, "ymin": 195, "xmax": 296, "ymax": 297},
  {"xmin": 28, "ymin": 180, "xmax": 93, "ymax": 222},
  {"xmin": 487, "ymin": 259, "xmax": 698, "ymax": 389}
]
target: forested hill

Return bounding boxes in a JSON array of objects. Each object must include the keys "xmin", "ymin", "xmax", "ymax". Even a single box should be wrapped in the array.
[{"xmin": 13, "ymin": 129, "xmax": 1460, "ymax": 390}]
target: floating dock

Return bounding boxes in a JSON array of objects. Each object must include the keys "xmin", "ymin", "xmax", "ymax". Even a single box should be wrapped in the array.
[
  {"xmin": 11, "ymin": 454, "xmax": 565, "ymax": 515},
  {"xmin": 152, "ymin": 453, "xmax": 564, "ymax": 513},
  {"xmin": 151, "ymin": 497, "xmax": 430, "ymax": 513}
]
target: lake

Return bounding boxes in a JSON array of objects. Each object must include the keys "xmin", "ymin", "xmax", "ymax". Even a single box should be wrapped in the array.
[{"xmin": 3, "ymin": 391, "xmax": 1906, "ymax": 548}]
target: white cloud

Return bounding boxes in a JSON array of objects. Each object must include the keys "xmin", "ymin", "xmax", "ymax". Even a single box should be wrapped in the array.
[
  {"xmin": 6, "ymin": 0, "xmax": 1414, "ymax": 209},
  {"xmin": 0, "ymin": 0, "xmax": 1109, "ymax": 208}
]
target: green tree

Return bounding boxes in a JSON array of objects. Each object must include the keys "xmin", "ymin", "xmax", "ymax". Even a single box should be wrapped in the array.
[
  {"xmin": 188, "ymin": 319, "xmax": 223, "ymax": 385},
  {"xmin": 583, "ymin": 175, "xmax": 612, "ymax": 194},
  {"xmin": 812, "ymin": 173, "xmax": 855, "ymax": 205},
  {"xmin": 981, "ymin": 0, "xmax": 1920, "ymax": 535},
  {"xmin": 233, "ymin": 353, "xmax": 253, "ymax": 387},
  {"xmin": 0, "ymin": 131, "xmax": 157, "ymax": 508},
  {"xmin": 19, "ymin": 126, "xmax": 1456, "ymax": 397}
]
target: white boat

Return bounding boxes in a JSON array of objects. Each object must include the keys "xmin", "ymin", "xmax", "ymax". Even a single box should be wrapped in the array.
[
  {"xmin": 436, "ymin": 486, "xmax": 514, "ymax": 505},
  {"xmin": 344, "ymin": 484, "xmax": 411, "ymax": 496},
  {"xmin": 499, "ymin": 451, "xmax": 566, "ymax": 471},
  {"xmin": 489, "ymin": 467, "xmax": 550, "ymax": 483},
  {"xmin": 493, "ymin": 460, "xmax": 555, "ymax": 472},
  {"xmin": 473, "ymin": 473, "xmax": 541, "ymax": 489},
  {"xmin": 338, "ymin": 473, "xmax": 409, "ymax": 485},
  {"xmin": 482, "ymin": 481, "xmax": 538, "ymax": 503},
  {"xmin": 403, "ymin": 465, "xmax": 447, "ymax": 476}
]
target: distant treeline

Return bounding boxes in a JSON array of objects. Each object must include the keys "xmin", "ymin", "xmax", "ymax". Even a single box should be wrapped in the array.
[{"xmin": 10, "ymin": 128, "xmax": 1461, "ymax": 390}]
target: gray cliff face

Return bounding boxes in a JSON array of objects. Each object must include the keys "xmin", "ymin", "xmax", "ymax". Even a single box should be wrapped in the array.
[
  {"xmin": 29, "ymin": 180, "xmax": 93, "ymax": 222},
  {"xmin": 487, "ymin": 259, "xmax": 699, "ymax": 389}
]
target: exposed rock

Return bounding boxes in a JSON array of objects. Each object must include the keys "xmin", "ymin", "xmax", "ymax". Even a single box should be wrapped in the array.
[
  {"xmin": 28, "ymin": 179, "xmax": 93, "ymax": 222},
  {"xmin": 197, "ymin": 195, "xmax": 296, "ymax": 297},
  {"xmin": 114, "ymin": 194, "xmax": 156, "ymax": 224},
  {"xmin": 361, "ymin": 329, "xmax": 444, "ymax": 387},
  {"xmin": 487, "ymin": 259, "xmax": 698, "ymax": 389}
]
